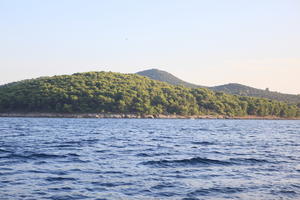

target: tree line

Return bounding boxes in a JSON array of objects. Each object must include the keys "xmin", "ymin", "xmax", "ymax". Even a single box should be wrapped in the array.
[{"xmin": 0, "ymin": 71, "xmax": 299, "ymax": 117}]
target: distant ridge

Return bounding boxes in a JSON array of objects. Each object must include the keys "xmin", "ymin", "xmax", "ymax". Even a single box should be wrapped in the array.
[
  {"xmin": 136, "ymin": 69, "xmax": 300, "ymax": 105},
  {"xmin": 136, "ymin": 69, "xmax": 205, "ymax": 88},
  {"xmin": 211, "ymin": 83, "xmax": 300, "ymax": 104}
]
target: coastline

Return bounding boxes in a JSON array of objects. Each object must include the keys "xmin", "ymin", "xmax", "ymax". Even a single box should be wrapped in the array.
[{"xmin": 0, "ymin": 113, "xmax": 299, "ymax": 120}]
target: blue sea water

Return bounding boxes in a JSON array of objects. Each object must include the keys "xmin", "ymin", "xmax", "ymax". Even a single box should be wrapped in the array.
[{"xmin": 0, "ymin": 118, "xmax": 299, "ymax": 200}]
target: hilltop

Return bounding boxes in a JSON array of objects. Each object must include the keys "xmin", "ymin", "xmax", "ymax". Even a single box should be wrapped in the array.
[
  {"xmin": 136, "ymin": 69, "xmax": 205, "ymax": 88},
  {"xmin": 136, "ymin": 69, "xmax": 300, "ymax": 105},
  {"xmin": 0, "ymin": 71, "xmax": 299, "ymax": 118}
]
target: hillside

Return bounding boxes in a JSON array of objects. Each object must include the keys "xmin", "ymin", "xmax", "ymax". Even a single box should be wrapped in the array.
[
  {"xmin": 137, "ymin": 69, "xmax": 300, "ymax": 105},
  {"xmin": 0, "ymin": 71, "xmax": 299, "ymax": 118},
  {"xmin": 210, "ymin": 83, "xmax": 300, "ymax": 105},
  {"xmin": 136, "ymin": 69, "xmax": 204, "ymax": 88}
]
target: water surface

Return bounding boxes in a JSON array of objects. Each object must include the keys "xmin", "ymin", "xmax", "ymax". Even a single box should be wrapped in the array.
[{"xmin": 0, "ymin": 118, "xmax": 299, "ymax": 199}]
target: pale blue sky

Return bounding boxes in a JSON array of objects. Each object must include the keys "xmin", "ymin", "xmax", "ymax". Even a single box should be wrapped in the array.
[{"xmin": 1, "ymin": 0, "xmax": 299, "ymax": 94}]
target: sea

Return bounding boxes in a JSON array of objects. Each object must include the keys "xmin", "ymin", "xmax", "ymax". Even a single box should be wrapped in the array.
[{"xmin": 0, "ymin": 118, "xmax": 299, "ymax": 200}]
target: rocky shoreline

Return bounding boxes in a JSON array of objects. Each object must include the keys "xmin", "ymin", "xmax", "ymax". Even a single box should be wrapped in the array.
[{"xmin": 0, "ymin": 113, "xmax": 299, "ymax": 120}]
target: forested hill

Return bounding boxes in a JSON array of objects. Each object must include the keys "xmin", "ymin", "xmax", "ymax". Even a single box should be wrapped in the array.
[
  {"xmin": 0, "ymin": 71, "xmax": 299, "ymax": 118},
  {"xmin": 136, "ymin": 69, "xmax": 300, "ymax": 105},
  {"xmin": 136, "ymin": 69, "xmax": 205, "ymax": 88}
]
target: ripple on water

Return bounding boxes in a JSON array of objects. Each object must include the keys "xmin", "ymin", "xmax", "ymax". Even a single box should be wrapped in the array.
[{"xmin": 142, "ymin": 157, "xmax": 232, "ymax": 167}]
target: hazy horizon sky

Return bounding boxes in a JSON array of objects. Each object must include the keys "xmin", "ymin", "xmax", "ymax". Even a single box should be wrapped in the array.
[{"xmin": 1, "ymin": 0, "xmax": 299, "ymax": 94}]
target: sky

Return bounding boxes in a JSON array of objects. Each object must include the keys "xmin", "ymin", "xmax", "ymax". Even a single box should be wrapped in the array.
[{"xmin": 0, "ymin": 0, "xmax": 299, "ymax": 94}]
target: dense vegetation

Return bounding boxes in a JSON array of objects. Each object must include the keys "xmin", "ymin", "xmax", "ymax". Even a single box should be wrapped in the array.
[
  {"xmin": 0, "ymin": 71, "xmax": 299, "ymax": 117},
  {"xmin": 137, "ymin": 69, "xmax": 300, "ymax": 105}
]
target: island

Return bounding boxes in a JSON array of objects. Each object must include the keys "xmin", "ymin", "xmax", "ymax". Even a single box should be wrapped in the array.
[{"xmin": 0, "ymin": 71, "xmax": 299, "ymax": 119}]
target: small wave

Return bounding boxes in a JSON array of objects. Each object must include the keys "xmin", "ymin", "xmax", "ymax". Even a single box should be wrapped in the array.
[
  {"xmin": 142, "ymin": 157, "xmax": 274, "ymax": 167},
  {"xmin": 229, "ymin": 158, "xmax": 273, "ymax": 164},
  {"xmin": 51, "ymin": 144, "xmax": 74, "ymax": 148},
  {"xmin": 64, "ymin": 139, "xmax": 99, "ymax": 146},
  {"xmin": 151, "ymin": 182, "xmax": 176, "ymax": 190},
  {"xmin": 49, "ymin": 194, "xmax": 89, "ymax": 200},
  {"xmin": 31, "ymin": 153, "xmax": 67, "ymax": 159},
  {"xmin": 27, "ymin": 153, "xmax": 65, "ymax": 159},
  {"xmin": 0, "ymin": 149, "xmax": 11, "ymax": 153},
  {"xmin": 33, "ymin": 161, "xmax": 48, "ymax": 165},
  {"xmin": 271, "ymin": 189, "xmax": 297, "ymax": 197},
  {"xmin": 102, "ymin": 170, "xmax": 123, "ymax": 174},
  {"xmin": 142, "ymin": 157, "xmax": 231, "ymax": 167},
  {"xmin": 0, "ymin": 152, "xmax": 81, "ymax": 160},
  {"xmin": 0, "ymin": 167, "xmax": 12, "ymax": 171},
  {"xmin": 50, "ymin": 171, "xmax": 69, "ymax": 176},
  {"xmin": 48, "ymin": 186, "xmax": 72, "ymax": 192},
  {"xmin": 27, "ymin": 170, "xmax": 46, "ymax": 174},
  {"xmin": 191, "ymin": 141, "xmax": 215, "ymax": 145},
  {"xmin": 95, "ymin": 150, "xmax": 109, "ymax": 153},
  {"xmin": 0, "ymin": 171, "xmax": 22, "ymax": 176},
  {"xmin": 136, "ymin": 153, "xmax": 151, "ymax": 157},
  {"xmin": 59, "ymin": 158, "xmax": 89, "ymax": 163},
  {"xmin": 279, "ymin": 190, "xmax": 297, "ymax": 194},
  {"xmin": 136, "ymin": 152, "xmax": 171, "ymax": 157},
  {"xmin": 45, "ymin": 177, "xmax": 77, "ymax": 182}
]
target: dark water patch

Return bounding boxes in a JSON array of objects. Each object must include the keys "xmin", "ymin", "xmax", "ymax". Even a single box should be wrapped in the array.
[
  {"xmin": 95, "ymin": 150, "xmax": 110, "ymax": 153},
  {"xmin": 48, "ymin": 186, "xmax": 72, "ymax": 191},
  {"xmin": 188, "ymin": 186, "xmax": 244, "ymax": 196},
  {"xmin": 279, "ymin": 190, "xmax": 297, "ymax": 194},
  {"xmin": 67, "ymin": 153, "xmax": 80, "ymax": 157},
  {"xmin": 49, "ymin": 171, "xmax": 69, "ymax": 176},
  {"xmin": 291, "ymin": 184, "xmax": 300, "ymax": 189},
  {"xmin": 91, "ymin": 181, "xmax": 133, "ymax": 187},
  {"xmin": 82, "ymin": 138, "xmax": 100, "ymax": 144},
  {"xmin": 45, "ymin": 176, "xmax": 77, "ymax": 182},
  {"xmin": 69, "ymin": 168, "xmax": 82, "ymax": 172},
  {"xmin": 1, "ymin": 180, "xmax": 11, "ymax": 184},
  {"xmin": 103, "ymin": 170, "xmax": 123, "ymax": 174},
  {"xmin": 109, "ymin": 144, "xmax": 125, "ymax": 148},
  {"xmin": 191, "ymin": 141, "xmax": 215, "ymax": 145},
  {"xmin": 27, "ymin": 169, "xmax": 47, "ymax": 174},
  {"xmin": 51, "ymin": 144, "xmax": 75, "ymax": 148},
  {"xmin": 0, "ymin": 167, "xmax": 12, "ymax": 171},
  {"xmin": 34, "ymin": 160, "xmax": 48, "ymax": 165},
  {"xmin": 136, "ymin": 153, "xmax": 151, "ymax": 157}
]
